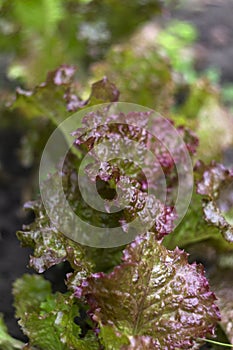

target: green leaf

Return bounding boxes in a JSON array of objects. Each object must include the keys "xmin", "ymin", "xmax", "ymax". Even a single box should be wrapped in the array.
[
  {"xmin": 157, "ymin": 20, "xmax": 197, "ymax": 82},
  {"xmin": 13, "ymin": 0, "xmax": 64, "ymax": 36},
  {"xmin": 181, "ymin": 89, "xmax": 233, "ymax": 160},
  {"xmin": 0, "ymin": 315, "xmax": 24, "ymax": 350},
  {"xmin": 10, "ymin": 66, "xmax": 120, "ymax": 165},
  {"xmin": 11, "ymin": 66, "xmax": 120, "ymax": 125},
  {"xmin": 85, "ymin": 247, "xmax": 123, "ymax": 273},
  {"xmin": 13, "ymin": 274, "xmax": 52, "ymax": 318},
  {"xmin": 13, "ymin": 275, "xmax": 99, "ymax": 350},
  {"xmin": 163, "ymin": 192, "xmax": 232, "ymax": 251},
  {"xmin": 17, "ymin": 199, "xmax": 93, "ymax": 276},
  {"xmin": 11, "ymin": 65, "xmax": 78, "ymax": 125},
  {"xmin": 24, "ymin": 293, "xmax": 98, "ymax": 350},
  {"xmin": 99, "ymin": 324, "xmax": 129, "ymax": 350},
  {"xmin": 78, "ymin": 232, "xmax": 220, "ymax": 349}
]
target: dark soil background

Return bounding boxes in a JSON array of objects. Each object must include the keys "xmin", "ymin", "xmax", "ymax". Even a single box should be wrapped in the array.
[
  {"xmin": 0, "ymin": 129, "xmax": 32, "ymax": 340},
  {"xmin": 0, "ymin": 0, "xmax": 233, "ymax": 344},
  {"xmin": 173, "ymin": 0, "xmax": 233, "ymax": 84}
]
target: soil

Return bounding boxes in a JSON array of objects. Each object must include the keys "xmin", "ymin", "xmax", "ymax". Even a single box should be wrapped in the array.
[
  {"xmin": 0, "ymin": 128, "xmax": 32, "ymax": 340},
  {"xmin": 0, "ymin": 0, "xmax": 233, "ymax": 344},
  {"xmin": 172, "ymin": 0, "xmax": 233, "ymax": 84}
]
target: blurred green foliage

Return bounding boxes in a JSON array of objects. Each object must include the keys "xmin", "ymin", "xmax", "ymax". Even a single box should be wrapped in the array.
[
  {"xmin": 0, "ymin": 0, "xmax": 161, "ymax": 86},
  {"xmin": 92, "ymin": 40, "xmax": 174, "ymax": 113},
  {"xmin": 1, "ymin": 6, "xmax": 232, "ymax": 164},
  {"xmin": 222, "ymin": 84, "xmax": 233, "ymax": 109},
  {"xmin": 157, "ymin": 20, "xmax": 197, "ymax": 83}
]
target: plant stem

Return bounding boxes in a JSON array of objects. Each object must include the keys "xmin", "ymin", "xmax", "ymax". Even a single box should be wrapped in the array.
[{"xmin": 198, "ymin": 338, "xmax": 233, "ymax": 348}]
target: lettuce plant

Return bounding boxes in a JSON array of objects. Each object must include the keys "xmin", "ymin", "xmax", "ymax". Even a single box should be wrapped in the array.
[{"xmin": 1, "ymin": 66, "xmax": 233, "ymax": 349}]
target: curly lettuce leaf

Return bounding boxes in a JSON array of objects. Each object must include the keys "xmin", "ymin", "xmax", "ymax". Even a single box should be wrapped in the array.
[
  {"xmin": 11, "ymin": 65, "xmax": 78, "ymax": 123},
  {"xmin": 17, "ymin": 193, "xmax": 122, "ymax": 283},
  {"xmin": 10, "ymin": 65, "xmax": 119, "ymax": 166},
  {"xmin": 18, "ymin": 112, "xmax": 185, "ymax": 267},
  {"xmin": 17, "ymin": 157, "xmax": 123, "ymax": 279},
  {"xmin": 163, "ymin": 192, "xmax": 233, "ymax": 251},
  {"xmin": 17, "ymin": 199, "xmax": 93, "ymax": 277},
  {"xmin": 66, "ymin": 246, "xmax": 124, "ymax": 293},
  {"xmin": 12, "ymin": 65, "xmax": 119, "ymax": 122},
  {"xmin": 73, "ymin": 110, "xmax": 199, "ymax": 240},
  {"xmin": 164, "ymin": 161, "xmax": 233, "ymax": 251},
  {"xmin": 13, "ymin": 275, "xmax": 99, "ymax": 350},
  {"xmin": 77, "ymin": 232, "xmax": 220, "ymax": 349},
  {"xmin": 87, "ymin": 77, "xmax": 120, "ymax": 106},
  {"xmin": 196, "ymin": 162, "xmax": 233, "ymax": 243},
  {"xmin": 13, "ymin": 274, "xmax": 52, "ymax": 318},
  {"xmin": 19, "ymin": 294, "xmax": 98, "ymax": 350}
]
